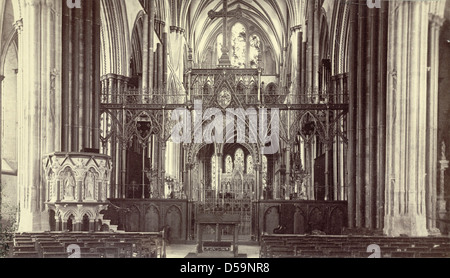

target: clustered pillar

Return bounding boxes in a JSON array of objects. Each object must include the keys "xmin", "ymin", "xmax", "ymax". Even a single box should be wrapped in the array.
[
  {"xmin": 347, "ymin": 0, "xmax": 388, "ymax": 231},
  {"xmin": 16, "ymin": 0, "xmax": 64, "ymax": 231},
  {"xmin": 425, "ymin": 14, "xmax": 445, "ymax": 235},
  {"xmin": 384, "ymin": 1, "xmax": 435, "ymax": 236},
  {"xmin": 61, "ymin": 0, "xmax": 101, "ymax": 152},
  {"xmin": 0, "ymin": 75, "xmax": 4, "ymax": 216}
]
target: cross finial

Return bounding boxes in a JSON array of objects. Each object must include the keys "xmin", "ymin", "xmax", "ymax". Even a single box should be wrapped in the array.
[{"xmin": 208, "ymin": 0, "xmax": 244, "ymax": 67}]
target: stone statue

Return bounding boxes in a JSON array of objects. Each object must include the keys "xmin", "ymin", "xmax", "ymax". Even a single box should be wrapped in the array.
[
  {"xmin": 48, "ymin": 171, "xmax": 55, "ymax": 201},
  {"xmin": 85, "ymin": 170, "xmax": 95, "ymax": 200},
  {"xmin": 64, "ymin": 170, "xmax": 76, "ymax": 200},
  {"xmin": 298, "ymin": 180, "xmax": 307, "ymax": 200}
]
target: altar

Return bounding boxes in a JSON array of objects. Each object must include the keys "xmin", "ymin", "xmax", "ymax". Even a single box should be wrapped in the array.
[{"xmin": 196, "ymin": 214, "xmax": 241, "ymax": 257}]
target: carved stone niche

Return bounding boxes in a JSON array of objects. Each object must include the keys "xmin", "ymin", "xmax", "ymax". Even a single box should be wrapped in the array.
[{"xmin": 43, "ymin": 152, "xmax": 112, "ymax": 231}]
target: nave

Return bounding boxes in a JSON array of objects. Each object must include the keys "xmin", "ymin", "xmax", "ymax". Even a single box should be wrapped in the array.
[{"xmin": 0, "ymin": 0, "xmax": 450, "ymax": 260}]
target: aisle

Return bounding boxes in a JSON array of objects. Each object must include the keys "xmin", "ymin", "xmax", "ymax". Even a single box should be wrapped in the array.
[{"xmin": 165, "ymin": 243, "xmax": 260, "ymax": 258}]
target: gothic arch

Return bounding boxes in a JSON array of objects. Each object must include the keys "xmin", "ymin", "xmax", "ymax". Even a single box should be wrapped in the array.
[
  {"xmin": 319, "ymin": 10, "xmax": 330, "ymax": 62},
  {"xmin": 145, "ymin": 204, "xmax": 160, "ymax": 232},
  {"xmin": 330, "ymin": 0, "xmax": 350, "ymax": 75},
  {"xmin": 155, "ymin": 0, "xmax": 171, "ymax": 26},
  {"xmin": 186, "ymin": 109, "xmax": 262, "ymax": 165},
  {"xmin": 79, "ymin": 209, "xmax": 95, "ymax": 220},
  {"xmin": 100, "ymin": 0, "xmax": 131, "ymax": 77},
  {"xmin": 130, "ymin": 11, "xmax": 145, "ymax": 78},
  {"xmin": 63, "ymin": 210, "xmax": 78, "ymax": 222},
  {"xmin": 165, "ymin": 205, "xmax": 182, "ymax": 239},
  {"xmin": 0, "ymin": 28, "xmax": 17, "ymax": 76},
  {"xmin": 263, "ymin": 206, "xmax": 280, "ymax": 234},
  {"xmin": 127, "ymin": 205, "xmax": 140, "ymax": 232},
  {"xmin": 329, "ymin": 206, "xmax": 345, "ymax": 234}
]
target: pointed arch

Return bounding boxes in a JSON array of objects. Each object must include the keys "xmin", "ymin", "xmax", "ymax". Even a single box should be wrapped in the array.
[
  {"xmin": 100, "ymin": 0, "xmax": 131, "ymax": 76},
  {"xmin": 130, "ymin": 11, "xmax": 145, "ymax": 78}
]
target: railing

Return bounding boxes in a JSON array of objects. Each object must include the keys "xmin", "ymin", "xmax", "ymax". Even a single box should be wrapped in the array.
[
  {"xmin": 101, "ymin": 89, "xmax": 188, "ymax": 106},
  {"xmin": 122, "ymin": 183, "xmax": 187, "ymax": 200},
  {"xmin": 101, "ymin": 90, "xmax": 348, "ymax": 107},
  {"xmin": 196, "ymin": 189, "xmax": 253, "ymax": 214}
]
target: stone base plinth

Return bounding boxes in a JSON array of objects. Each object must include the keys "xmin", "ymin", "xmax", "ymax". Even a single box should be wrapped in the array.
[{"xmin": 384, "ymin": 214, "xmax": 428, "ymax": 237}]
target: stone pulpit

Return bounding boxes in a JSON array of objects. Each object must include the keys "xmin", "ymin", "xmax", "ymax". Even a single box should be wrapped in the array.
[{"xmin": 43, "ymin": 152, "xmax": 112, "ymax": 231}]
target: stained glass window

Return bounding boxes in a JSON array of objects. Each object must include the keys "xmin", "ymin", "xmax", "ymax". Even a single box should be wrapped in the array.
[
  {"xmin": 235, "ymin": 148, "xmax": 244, "ymax": 171},
  {"xmin": 262, "ymin": 155, "xmax": 268, "ymax": 187},
  {"xmin": 231, "ymin": 23, "xmax": 246, "ymax": 68},
  {"xmin": 249, "ymin": 34, "xmax": 261, "ymax": 68},
  {"xmin": 217, "ymin": 33, "xmax": 223, "ymax": 64},
  {"xmin": 247, "ymin": 155, "xmax": 254, "ymax": 174},
  {"xmin": 225, "ymin": 155, "xmax": 233, "ymax": 174}
]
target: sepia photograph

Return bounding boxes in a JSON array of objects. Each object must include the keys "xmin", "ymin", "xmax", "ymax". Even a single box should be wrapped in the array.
[{"xmin": 0, "ymin": 0, "xmax": 449, "ymax": 269}]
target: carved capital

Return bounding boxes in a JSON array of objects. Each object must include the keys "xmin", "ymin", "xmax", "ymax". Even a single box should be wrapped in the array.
[
  {"xmin": 14, "ymin": 19, "xmax": 23, "ymax": 32},
  {"xmin": 290, "ymin": 25, "xmax": 302, "ymax": 33},
  {"xmin": 429, "ymin": 14, "xmax": 445, "ymax": 28}
]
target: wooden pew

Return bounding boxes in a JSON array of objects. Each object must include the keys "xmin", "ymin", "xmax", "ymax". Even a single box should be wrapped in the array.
[
  {"xmin": 13, "ymin": 251, "xmax": 39, "ymax": 258},
  {"xmin": 298, "ymin": 250, "xmax": 325, "ymax": 258},
  {"xmin": 390, "ymin": 251, "xmax": 415, "ymax": 258},
  {"xmin": 43, "ymin": 252, "xmax": 70, "ymax": 258},
  {"xmin": 417, "ymin": 252, "xmax": 448, "ymax": 258},
  {"xmin": 266, "ymin": 246, "xmax": 296, "ymax": 258}
]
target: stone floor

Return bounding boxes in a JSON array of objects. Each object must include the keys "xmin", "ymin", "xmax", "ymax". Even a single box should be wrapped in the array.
[{"xmin": 165, "ymin": 243, "xmax": 260, "ymax": 258}]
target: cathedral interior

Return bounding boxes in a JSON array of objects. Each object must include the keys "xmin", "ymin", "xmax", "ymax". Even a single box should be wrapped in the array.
[{"xmin": 1, "ymin": 0, "xmax": 450, "ymax": 258}]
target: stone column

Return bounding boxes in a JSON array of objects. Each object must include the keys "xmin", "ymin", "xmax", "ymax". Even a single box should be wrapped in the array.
[
  {"xmin": 157, "ymin": 43, "xmax": 163, "ymax": 91},
  {"xmin": 438, "ymin": 142, "xmax": 449, "ymax": 232},
  {"xmin": 89, "ymin": 220, "xmax": 95, "ymax": 231},
  {"xmin": 162, "ymin": 31, "xmax": 168, "ymax": 91},
  {"xmin": 313, "ymin": 0, "xmax": 320, "ymax": 103},
  {"xmin": 160, "ymin": 141, "xmax": 166, "ymax": 197},
  {"xmin": 297, "ymin": 29, "xmax": 303, "ymax": 94},
  {"xmin": 17, "ymin": 0, "xmax": 49, "ymax": 231},
  {"xmin": 61, "ymin": 6, "xmax": 70, "ymax": 151},
  {"xmin": 142, "ymin": 13, "xmax": 149, "ymax": 94},
  {"xmin": 0, "ymin": 75, "xmax": 3, "ymax": 210},
  {"xmin": 355, "ymin": 0, "xmax": 367, "ymax": 228},
  {"xmin": 347, "ymin": 0, "xmax": 358, "ymax": 228},
  {"xmin": 384, "ymin": 1, "xmax": 430, "ymax": 236},
  {"xmin": 285, "ymin": 145, "xmax": 291, "ymax": 198},
  {"xmin": 305, "ymin": 142, "xmax": 314, "ymax": 200},
  {"xmin": 62, "ymin": 0, "xmax": 101, "ymax": 152},
  {"xmin": 426, "ymin": 14, "xmax": 445, "ymax": 235},
  {"xmin": 217, "ymin": 152, "xmax": 223, "ymax": 200},
  {"xmin": 148, "ymin": 0, "xmax": 155, "ymax": 92},
  {"xmin": 14, "ymin": 19, "xmax": 24, "ymax": 220},
  {"xmin": 56, "ymin": 216, "xmax": 62, "ymax": 232},
  {"xmin": 305, "ymin": 0, "xmax": 314, "ymax": 100},
  {"xmin": 121, "ymin": 144, "xmax": 127, "ymax": 198},
  {"xmin": 376, "ymin": 3, "xmax": 388, "ymax": 230},
  {"xmin": 256, "ymin": 164, "xmax": 262, "ymax": 200},
  {"xmin": 74, "ymin": 212, "xmax": 82, "ymax": 232},
  {"xmin": 93, "ymin": 1, "xmax": 101, "ymax": 150}
]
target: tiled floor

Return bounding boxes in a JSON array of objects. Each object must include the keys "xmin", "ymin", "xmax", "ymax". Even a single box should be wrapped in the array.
[{"xmin": 165, "ymin": 243, "xmax": 260, "ymax": 258}]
